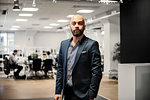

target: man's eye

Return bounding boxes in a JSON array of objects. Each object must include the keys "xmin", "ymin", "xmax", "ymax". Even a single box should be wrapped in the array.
[
  {"xmin": 78, "ymin": 22, "xmax": 83, "ymax": 25},
  {"xmin": 72, "ymin": 22, "xmax": 76, "ymax": 25}
]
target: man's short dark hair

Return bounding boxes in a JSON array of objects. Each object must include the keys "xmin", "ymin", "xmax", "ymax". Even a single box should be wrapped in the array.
[
  {"xmin": 47, "ymin": 51, "xmax": 50, "ymax": 55},
  {"xmin": 14, "ymin": 50, "xmax": 18, "ymax": 53}
]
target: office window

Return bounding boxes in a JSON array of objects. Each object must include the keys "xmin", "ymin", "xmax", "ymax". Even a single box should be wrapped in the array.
[{"xmin": 0, "ymin": 32, "xmax": 14, "ymax": 53}]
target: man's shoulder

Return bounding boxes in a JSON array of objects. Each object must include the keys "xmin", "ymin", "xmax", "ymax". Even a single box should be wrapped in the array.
[
  {"xmin": 9, "ymin": 54, "xmax": 13, "ymax": 58},
  {"xmin": 86, "ymin": 37, "xmax": 98, "ymax": 44},
  {"xmin": 61, "ymin": 38, "xmax": 71, "ymax": 44}
]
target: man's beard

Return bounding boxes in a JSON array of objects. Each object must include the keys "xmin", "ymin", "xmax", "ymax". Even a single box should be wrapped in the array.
[{"xmin": 71, "ymin": 28, "xmax": 84, "ymax": 37}]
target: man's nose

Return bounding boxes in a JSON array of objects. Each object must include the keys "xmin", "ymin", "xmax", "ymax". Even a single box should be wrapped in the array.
[
  {"xmin": 75, "ymin": 26, "xmax": 79, "ymax": 29},
  {"xmin": 75, "ymin": 23, "xmax": 80, "ymax": 27},
  {"xmin": 75, "ymin": 24, "xmax": 79, "ymax": 28}
]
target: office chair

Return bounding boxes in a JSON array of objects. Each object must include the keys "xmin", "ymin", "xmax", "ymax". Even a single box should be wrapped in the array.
[
  {"xmin": 42, "ymin": 59, "xmax": 53, "ymax": 79},
  {"xmin": 3, "ymin": 57, "xmax": 14, "ymax": 78},
  {"xmin": 32, "ymin": 58, "xmax": 42, "ymax": 77}
]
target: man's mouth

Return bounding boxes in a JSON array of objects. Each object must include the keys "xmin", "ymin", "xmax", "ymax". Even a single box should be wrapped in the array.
[{"xmin": 75, "ymin": 29, "xmax": 80, "ymax": 32}]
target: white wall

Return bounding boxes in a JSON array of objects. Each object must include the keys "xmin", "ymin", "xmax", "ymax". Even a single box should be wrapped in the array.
[
  {"xmin": 34, "ymin": 31, "xmax": 67, "ymax": 50},
  {"xmin": 110, "ymin": 15, "xmax": 120, "ymax": 70},
  {"xmin": 14, "ymin": 31, "xmax": 67, "ymax": 50},
  {"xmin": 14, "ymin": 31, "xmax": 26, "ymax": 48},
  {"xmin": 101, "ymin": 14, "xmax": 120, "ymax": 76},
  {"xmin": 15, "ymin": 31, "xmax": 37, "ymax": 48}
]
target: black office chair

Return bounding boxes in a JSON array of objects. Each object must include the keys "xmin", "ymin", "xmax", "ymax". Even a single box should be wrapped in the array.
[
  {"xmin": 42, "ymin": 59, "xmax": 53, "ymax": 78},
  {"xmin": 3, "ymin": 57, "xmax": 14, "ymax": 78},
  {"xmin": 32, "ymin": 58, "xmax": 42, "ymax": 77}
]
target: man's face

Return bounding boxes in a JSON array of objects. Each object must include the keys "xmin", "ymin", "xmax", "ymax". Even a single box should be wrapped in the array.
[
  {"xmin": 70, "ymin": 15, "xmax": 85, "ymax": 37},
  {"xmin": 14, "ymin": 52, "xmax": 17, "ymax": 55}
]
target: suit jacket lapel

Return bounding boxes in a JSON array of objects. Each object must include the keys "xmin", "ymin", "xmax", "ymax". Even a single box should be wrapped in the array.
[
  {"xmin": 72, "ymin": 36, "xmax": 87, "ymax": 69},
  {"xmin": 64, "ymin": 39, "xmax": 71, "ymax": 69}
]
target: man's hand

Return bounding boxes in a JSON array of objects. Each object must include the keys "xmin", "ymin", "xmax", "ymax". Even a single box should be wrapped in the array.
[{"xmin": 54, "ymin": 94, "xmax": 61, "ymax": 100}]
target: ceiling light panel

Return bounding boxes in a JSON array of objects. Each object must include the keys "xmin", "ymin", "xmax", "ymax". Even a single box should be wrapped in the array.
[
  {"xmin": 49, "ymin": 23, "xmax": 60, "ymax": 26},
  {"xmin": 67, "ymin": 15, "xmax": 74, "ymax": 18},
  {"xmin": 99, "ymin": 0, "xmax": 118, "ymax": 2},
  {"xmin": 77, "ymin": 10, "xmax": 94, "ymax": 13},
  {"xmin": 44, "ymin": 26, "xmax": 53, "ymax": 29},
  {"xmin": 16, "ymin": 19, "xmax": 28, "ymax": 21},
  {"xmin": 19, "ymin": 13, "xmax": 33, "ymax": 16},
  {"xmin": 11, "ymin": 26, "xmax": 20, "ymax": 28},
  {"xmin": 57, "ymin": 20, "xmax": 69, "ymax": 22},
  {"xmin": 98, "ymin": 0, "xmax": 122, "ymax": 4},
  {"xmin": 22, "ymin": 8, "xmax": 39, "ymax": 11},
  {"xmin": 10, "ymin": 28, "xmax": 18, "ymax": 30}
]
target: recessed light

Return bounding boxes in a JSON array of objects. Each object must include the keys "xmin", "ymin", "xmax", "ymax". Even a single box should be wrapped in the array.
[
  {"xmin": 10, "ymin": 28, "xmax": 18, "ymax": 30},
  {"xmin": 77, "ymin": 10, "xmax": 94, "ymax": 13},
  {"xmin": 16, "ymin": 19, "xmax": 28, "ymax": 21},
  {"xmin": 11, "ymin": 26, "xmax": 20, "ymax": 28},
  {"xmin": 99, "ymin": 0, "xmax": 120, "ymax": 3},
  {"xmin": 44, "ymin": 26, "xmax": 53, "ymax": 29},
  {"xmin": 49, "ymin": 23, "xmax": 60, "ymax": 26},
  {"xmin": 67, "ymin": 15, "xmax": 74, "ymax": 18},
  {"xmin": 22, "ymin": 8, "xmax": 39, "ymax": 11},
  {"xmin": 57, "ymin": 20, "xmax": 69, "ymax": 22},
  {"xmin": 19, "ymin": 13, "xmax": 33, "ymax": 16}
]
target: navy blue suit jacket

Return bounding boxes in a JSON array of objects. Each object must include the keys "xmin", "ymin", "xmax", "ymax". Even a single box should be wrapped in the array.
[{"xmin": 55, "ymin": 35, "xmax": 102, "ymax": 99}]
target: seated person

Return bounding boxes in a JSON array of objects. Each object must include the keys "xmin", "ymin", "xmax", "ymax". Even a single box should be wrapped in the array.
[
  {"xmin": 9, "ymin": 50, "xmax": 25, "ymax": 79},
  {"xmin": 27, "ymin": 50, "xmax": 39, "ymax": 70},
  {"xmin": 42, "ymin": 51, "xmax": 54, "ymax": 78},
  {"xmin": 46, "ymin": 51, "xmax": 55, "ymax": 66},
  {"xmin": 42, "ymin": 53, "xmax": 47, "ymax": 60},
  {"xmin": 32, "ymin": 50, "xmax": 38, "ymax": 59}
]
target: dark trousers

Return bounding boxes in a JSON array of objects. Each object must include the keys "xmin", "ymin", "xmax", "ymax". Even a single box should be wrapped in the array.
[
  {"xmin": 64, "ymin": 85, "xmax": 89, "ymax": 100},
  {"xmin": 11, "ymin": 64, "xmax": 23, "ymax": 77}
]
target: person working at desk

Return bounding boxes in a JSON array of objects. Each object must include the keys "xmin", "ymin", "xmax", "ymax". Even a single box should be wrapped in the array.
[
  {"xmin": 9, "ymin": 50, "xmax": 25, "ymax": 79},
  {"xmin": 46, "ymin": 51, "xmax": 56, "ymax": 65},
  {"xmin": 55, "ymin": 15, "xmax": 102, "ymax": 100},
  {"xmin": 32, "ymin": 50, "xmax": 38, "ymax": 59}
]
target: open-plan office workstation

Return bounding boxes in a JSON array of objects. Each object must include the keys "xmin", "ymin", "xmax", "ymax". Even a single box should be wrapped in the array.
[
  {"xmin": 0, "ymin": 0, "xmax": 120, "ymax": 99},
  {"xmin": 0, "ymin": 0, "xmax": 150, "ymax": 100}
]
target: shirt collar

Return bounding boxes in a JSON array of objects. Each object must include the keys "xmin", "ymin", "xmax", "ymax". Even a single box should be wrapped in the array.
[{"xmin": 69, "ymin": 35, "xmax": 85, "ymax": 44}]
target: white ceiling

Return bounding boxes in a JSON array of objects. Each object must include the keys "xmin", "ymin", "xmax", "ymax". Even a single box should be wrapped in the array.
[{"xmin": 0, "ymin": 0, "xmax": 119, "ymax": 32}]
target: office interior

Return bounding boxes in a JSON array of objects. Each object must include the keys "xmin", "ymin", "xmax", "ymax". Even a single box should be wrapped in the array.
[{"xmin": 0, "ymin": 0, "xmax": 150, "ymax": 100}]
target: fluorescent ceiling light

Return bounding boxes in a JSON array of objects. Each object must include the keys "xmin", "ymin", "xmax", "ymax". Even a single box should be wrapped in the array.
[
  {"xmin": 44, "ymin": 26, "xmax": 53, "ymax": 29},
  {"xmin": 19, "ymin": 13, "xmax": 33, "ymax": 16},
  {"xmin": 16, "ymin": 19, "xmax": 28, "ymax": 21},
  {"xmin": 49, "ymin": 23, "xmax": 60, "ymax": 26},
  {"xmin": 77, "ymin": 10, "xmax": 94, "ymax": 13},
  {"xmin": 57, "ymin": 20, "xmax": 69, "ymax": 22},
  {"xmin": 10, "ymin": 28, "xmax": 18, "ymax": 30},
  {"xmin": 67, "ymin": 15, "xmax": 74, "ymax": 18},
  {"xmin": 22, "ymin": 8, "xmax": 39, "ymax": 11},
  {"xmin": 99, "ymin": 0, "xmax": 120, "ymax": 3},
  {"xmin": 11, "ymin": 26, "xmax": 20, "ymax": 28}
]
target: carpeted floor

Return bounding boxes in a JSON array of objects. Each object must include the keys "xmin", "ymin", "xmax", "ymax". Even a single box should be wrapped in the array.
[
  {"xmin": 8, "ymin": 95, "xmax": 108, "ymax": 100},
  {"xmin": 0, "ymin": 71, "xmax": 117, "ymax": 100}
]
